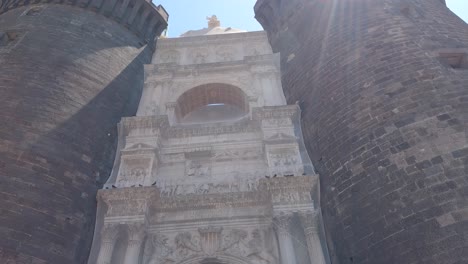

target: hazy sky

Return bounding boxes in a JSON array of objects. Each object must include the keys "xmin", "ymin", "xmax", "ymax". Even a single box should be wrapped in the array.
[{"xmin": 156, "ymin": 0, "xmax": 468, "ymax": 37}]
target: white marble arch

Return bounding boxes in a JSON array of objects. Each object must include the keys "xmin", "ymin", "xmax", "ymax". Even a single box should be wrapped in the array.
[
  {"xmin": 174, "ymin": 83, "xmax": 250, "ymax": 124},
  {"xmin": 177, "ymin": 255, "xmax": 253, "ymax": 264},
  {"xmin": 170, "ymin": 79, "xmax": 257, "ymax": 104},
  {"xmin": 165, "ymin": 82, "xmax": 255, "ymax": 125}
]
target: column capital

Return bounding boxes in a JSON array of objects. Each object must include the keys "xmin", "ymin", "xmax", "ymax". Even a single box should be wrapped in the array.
[
  {"xmin": 126, "ymin": 223, "xmax": 146, "ymax": 242},
  {"xmin": 299, "ymin": 211, "xmax": 320, "ymax": 234},
  {"xmin": 273, "ymin": 213, "xmax": 295, "ymax": 230},
  {"xmin": 101, "ymin": 224, "xmax": 122, "ymax": 243}
]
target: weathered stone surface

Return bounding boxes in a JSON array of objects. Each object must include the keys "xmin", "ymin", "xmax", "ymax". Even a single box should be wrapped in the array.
[
  {"xmin": 255, "ymin": 0, "xmax": 468, "ymax": 263},
  {"xmin": 0, "ymin": 3, "xmax": 166, "ymax": 263}
]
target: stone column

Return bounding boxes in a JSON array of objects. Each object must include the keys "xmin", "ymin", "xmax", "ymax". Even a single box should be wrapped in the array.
[
  {"xmin": 96, "ymin": 224, "xmax": 121, "ymax": 264},
  {"xmin": 299, "ymin": 211, "xmax": 326, "ymax": 264},
  {"xmin": 274, "ymin": 214, "xmax": 297, "ymax": 264},
  {"xmin": 123, "ymin": 224, "xmax": 146, "ymax": 264},
  {"xmin": 166, "ymin": 102, "xmax": 178, "ymax": 126}
]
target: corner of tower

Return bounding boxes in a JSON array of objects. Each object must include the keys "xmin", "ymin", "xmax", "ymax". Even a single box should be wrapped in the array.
[{"xmin": 0, "ymin": 0, "xmax": 169, "ymax": 46}]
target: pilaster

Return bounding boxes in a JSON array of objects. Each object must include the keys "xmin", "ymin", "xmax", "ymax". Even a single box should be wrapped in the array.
[
  {"xmin": 96, "ymin": 224, "xmax": 121, "ymax": 264},
  {"xmin": 299, "ymin": 211, "xmax": 326, "ymax": 264},
  {"xmin": 123, "ymin": 223, "xmax": 147, "ymax": 264},
  {"xmin": 274, "ymin": 213, "xmax": 297, "ymax": 264}
]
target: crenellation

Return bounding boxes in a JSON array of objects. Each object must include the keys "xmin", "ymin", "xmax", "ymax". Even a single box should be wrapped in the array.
[{"xmin": 0, "ymin": 0, "xmax": 167, "ymax": 44}]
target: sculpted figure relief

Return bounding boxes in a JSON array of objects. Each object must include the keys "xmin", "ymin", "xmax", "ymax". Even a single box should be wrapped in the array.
[
  {"xmin": 216, "ymin": 46, "xmax": 235, "ymax": 61},
  {"xmin": 186, "ymin": 160, "xmax": 211, "ymax": 177},
  {"xmin": 175, "ymin": 232, "xmax": 202, "ymax": 257},
  {"xmin": 191, "ymin": 48, "xmax": 209, "ymax": 64},
  {"xmin": 160, "ymin": 50, "xmax": 180, "ymax": 64},
  {"xmin": 141, "ymin": 228, "xmax": 278, "ymax": 264},
  {"xmin": 221, "ymin": 229, "xmax": 249, "ymax": 256},
  {"xmin": 144, "ymin": 234, "xmax": 175, "ymax": 264},
  {"xmin": 246, "ymin": 230, "xmax": 277, "ymax": 264}
]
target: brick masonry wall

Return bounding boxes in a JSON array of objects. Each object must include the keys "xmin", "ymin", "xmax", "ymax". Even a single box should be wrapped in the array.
[
  {"xmin": 255, "ymin": 0, "xmax": 468, "ymax": 263},
  {"xmin": 0, "ymin": 5, "xmax": 156, "ymax": 264}
]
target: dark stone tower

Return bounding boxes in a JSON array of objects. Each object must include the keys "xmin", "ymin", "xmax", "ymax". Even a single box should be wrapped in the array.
[
  {"xmin": 255, "ymin": 0, "xmax": 468, "ymax": 263},
  {"xmin": 0, "ymin": 0, "xmax": 167, "ymax": 263}
]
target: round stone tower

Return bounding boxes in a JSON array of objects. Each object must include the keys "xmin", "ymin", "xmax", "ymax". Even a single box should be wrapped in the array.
[
  {"xmin": 255, "ymin": 0, "xmax": 468, "ymax": 263},
  {"xmin": 0, "ymin": 0, "xmax": 167, "ymax": 263}
]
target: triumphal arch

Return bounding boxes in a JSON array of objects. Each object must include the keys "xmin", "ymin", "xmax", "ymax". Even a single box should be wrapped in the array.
[{"xmin": 88, "ymin": 17, "xmax": 329, "ymax": 264}]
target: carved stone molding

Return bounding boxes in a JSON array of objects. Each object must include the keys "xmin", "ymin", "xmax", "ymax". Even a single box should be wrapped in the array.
[
  {"xmin": 127, "ymin": 223, "xmax": 147, "ymax": 242},
  {"xmin": 100, "ymin": 224, "xmax": 122, "ymax": 243},
  {"xmin": 262, "ymin": 175, "xmax": 317, "ymax": 192},
  {"xmin": 299, "ymin": 211, "xmax": 320, "ymax": 235},
  {"xmin": 273, "ymin": 213, "xmax": 294, "ymax": 230},
  {"xmin": 157, "ymin": 191, "xmax": 270, "ymax": 211},
  {"xmin": 99, "ymin": 187, "xmax": 158, "ymax": 217},
  {"xmin": 121, "ymin": 116, "xmax": 168, "ymax": 133},
  {"xmin": 252, "ymin": 105, "xmax": 299, "ymax": 120}
]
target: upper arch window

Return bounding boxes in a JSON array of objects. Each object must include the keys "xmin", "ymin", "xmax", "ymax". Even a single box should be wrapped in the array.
[{"xmin": 175, "ymin": 83, "xmax": 249, "ymax": 124}]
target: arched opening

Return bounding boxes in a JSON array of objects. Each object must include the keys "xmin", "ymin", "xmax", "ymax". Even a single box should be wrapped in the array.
[
  {"xmin": 175, "ymin": 83, "xmax": 249, "ymax": 124},
  {"xmin": 178, "ymin": 255, "xmax": 252, "ymax": 264},
  {"xmin": 200, "ymin": 258, "xmax": 223, "ymax": 264}
]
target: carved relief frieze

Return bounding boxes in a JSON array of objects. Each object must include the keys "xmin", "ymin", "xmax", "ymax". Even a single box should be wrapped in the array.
[
  {"xmin": 262, "ymin": 176, "xmax": 318, "ymax": 208},
  {"xmin": 156, "ymin": 176, "xmax": 263, "ymax": 197},
  {"xmin": 143, "ymin": 227, "xmax": 278, "ymax": 264},
  {"xmin": 117, "ymin": 156, "xmax": 154, "ymax": 187},
  {"xmin": 190, "ymin": 48, "xmax": 209, "ymax": 64},
  {"xmin": 216, "ymin": 46, "xmax": 235, "ymax": 62},
  {"xmin": 162, "ymin": 118, "xmax": 259, "ymax": 138},
  {"xmin": 252, "ymin": 105, "xmax": 299, "ymax": 120},
  {"xmin": 157, "ymin": 191, "xmax": 270, "ymax": 210},
  {"xmin": 121, "ymin": 116, "xmax": 168, "ymax": 134},
  {"xmin": 185, "ymin": 159, "xmax": 211, "ymax": 177},
  {"xmin": 159, "ymin": 50, "xmax": 181, "ymax": 64},
  {"xmin": 212, "ymin": 147, "xmax": 263, "ymax": 162},
  {"xmin": 99, "ymin": 188, "xmax": 158, "ymax": 217},
  {"xmin": 265, "ymin": 145, "xmax": 303, "ymax": 176},
  {"xmin": 262, "ymin": 176, "xmax": 317, "ymax": 193},
  {"xmin": 262, "ymin": 117, "xmax": 293, "ymax": 128},
  {"xmin": 143, "ymin": 234, "xmax": 175, "ymax": 264},
  {"xmin": 160, "ymin": 153, "xmax": 185, "ymax": 164}
]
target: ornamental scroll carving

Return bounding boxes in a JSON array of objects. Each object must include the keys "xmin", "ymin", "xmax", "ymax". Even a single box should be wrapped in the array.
[
  {"xmin": 160, "ymin": 50, "xmax": 180, "ymax": 64},
  {"xmin": 144, "ymin": 228, "xmax": 278, "ymax": 264},
  {"xmin": 143, "ymin": 234, "xmax": 175, "ymax": 264}
]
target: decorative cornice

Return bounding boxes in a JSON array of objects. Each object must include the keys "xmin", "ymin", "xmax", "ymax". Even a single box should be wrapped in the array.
[
  {"xmin": 121, "ymin": 116, "xmax": 168, "ymax": 133},
  {"xmin": 0, "ymin": 0, "xmax": 168, "ymax": 44},
  {"xmin": 252, "ymin": 105, "xmax": 299, "ymax": 120},
  {"xmin": 158, "ymin": 191, "xmax": 271, "ymax": 211},
  {"xmin": 262, "ymin": 175, "xmax": 318, "ymax": 191},
  {"xmin": 162, "ymin": 118, "xmax": 260, "ymax": 139},
  {"xmin": 99, "ymin": 187, "xmax": 159, "ymax": 217},
  {"xmin": 99, "ymin": 187, "xmax": 159, "ymax": 202},
  {"xmin": 157, "ymin": 31, "xmax": 268, "ymax": 48}
]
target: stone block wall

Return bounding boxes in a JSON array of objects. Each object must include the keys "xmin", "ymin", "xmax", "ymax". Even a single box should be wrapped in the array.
[
  {"xmin": 0, "ymin": 2, "xmax": 166, "ymax": 263},
  {"xmin": 255, "ymin": 0, "xmax": 468, "ymax": 263}
]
